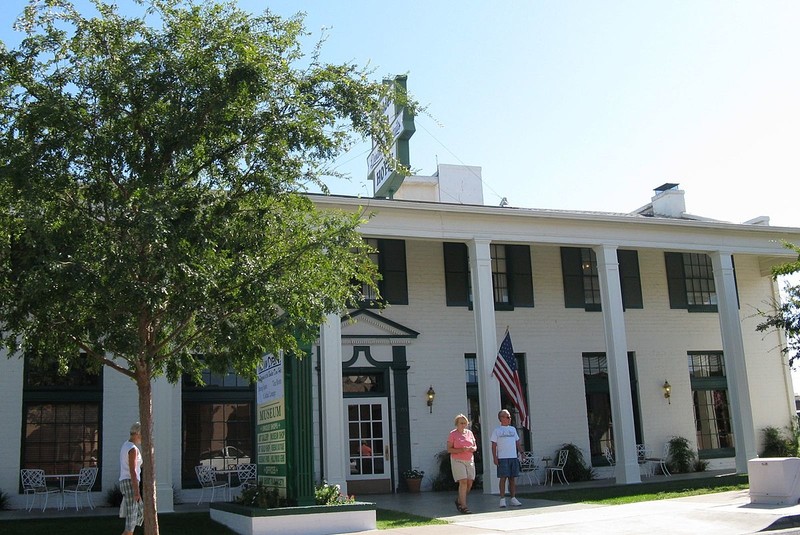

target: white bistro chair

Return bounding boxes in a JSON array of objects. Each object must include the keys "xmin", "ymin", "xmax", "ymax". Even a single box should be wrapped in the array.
[
  {"xmin": 63, "ymin": 467, "xmax": 98, "ymax": 510},
  {"xmin": 519, "ymin": 452, "xmax": 542, "ymax": 485},
  {"xmin": 229, "ymin": 463, "xmax": 257, "ymax": 500},
  {"xmin": 545, "ymin": 449, "xmax": 570, "ymax": 485},
  {"xmin": 20, "ymin": 469, "xmax": 61, "ymax": 512},
  {"xmin": 195, "ymin": 465, "xmax": 229, "ymax": 504},
  {"xmin": 637, "ymin": 444, "xmax": 655, "ymax": 477},
  {"xmin": 602, "ymin": 447, "xmax": 615, "ymax": 466}
]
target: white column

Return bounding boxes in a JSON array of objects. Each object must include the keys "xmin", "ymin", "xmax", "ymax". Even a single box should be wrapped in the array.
[
  {"xmin": 594, "ymin": 245, "xmax": 641, "ymax": 484},
  {"xmin": 710, "ymin": 251, "xmax": 756, "ymax": 473},
  {"xmin": 152, "ymin": 375, "xmax": 174, "ymax": 512},
  {"xmin": 319, "ymin": 312, "xmax": 348, "ymax": 494},
  {"xmin": 468, "ymin": 238, "xmax": 502, "ymax": 495}
]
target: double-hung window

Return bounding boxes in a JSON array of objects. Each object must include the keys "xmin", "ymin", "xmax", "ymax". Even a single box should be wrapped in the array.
[
  {"xmin": 182, "ymin": 369, "xmax": 254, "ymax": 486},
  {"xmin": 355, "ymin": 238, "xmax": 408, "ymax": 307},
  {"xmin": 443, "ymin": 242, "xmax": 533, "ymax": 309},
  {"xmin": 561, "ymin": 248, "xmax": 643, "ymax": 310},
  {"xmin": 689, "ymin": 352, "xmax": 734, "ymax": 457},
  {"xmin": 665, "ymin": 252, "xmax": 738, "ymax": 312},
  {"xmin": 22, "ymin": 356, "xmax": 102, "ymax": 479}
]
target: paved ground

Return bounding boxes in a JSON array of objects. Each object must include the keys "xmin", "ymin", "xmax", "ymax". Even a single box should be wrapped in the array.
[{"xmin": 5, "ymin": 470, "xmax": 800, "ymax": 534}]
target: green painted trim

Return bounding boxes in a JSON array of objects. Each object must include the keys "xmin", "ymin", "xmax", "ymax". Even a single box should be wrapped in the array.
[{"xmin": 210, "ymin": 501, "xmax": 376, "ymax": 517}]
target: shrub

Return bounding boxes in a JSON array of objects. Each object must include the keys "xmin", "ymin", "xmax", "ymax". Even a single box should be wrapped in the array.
[
  {"xmin": 237, "ymin": 484, "xmax": 293, "ymax": 509},
  {"xmin": 315, "ymin": 481, "xmax": 355, "ymax": 505},
  {"xmin": 106, "ymin": 484, "xmax": 123, "ymax": 507},
  {"xmin": 760, "ymin": 426, "xmax": 799, "ymax": 457},
  {"xmin": 667, "ymin": 436, "xmax": 696, "ymax": 473},
  {"xmin": 0, "ymin": 489, "xmax": 8, "ymax": 511},
  {"xmin": 432, "ymin": 450, "xmax": 458, "ymax": 491},
  {"xmin": 558, "ymin": 443, "xmax": 595, "ymax": 482}
]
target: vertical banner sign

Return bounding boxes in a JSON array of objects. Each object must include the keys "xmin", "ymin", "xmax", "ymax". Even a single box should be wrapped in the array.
[
  {"xmin": 256, "ymin": 353, "xmax": 287, "ymax": 496},
  {"xmin": 367, "ymin": 75, "xmax": 415, "ymax": 198}
]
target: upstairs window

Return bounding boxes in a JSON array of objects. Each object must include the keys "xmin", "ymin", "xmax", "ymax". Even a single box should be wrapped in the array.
[
  {"xmin": 561, "ymin": 248, "xmax": 643, "ymax": 311},
  {"xmin": 355, "ymin": 238, "xmax": 408, "ymax": 307},
  {"xmin": 443, "ymin": 242, "xmax": 533, "ymax": 309},
  {"xmin": 665, "ymin": 252, "xmax": 737, "ymax": 312}
]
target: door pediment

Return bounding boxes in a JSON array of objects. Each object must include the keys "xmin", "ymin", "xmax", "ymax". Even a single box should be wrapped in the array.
[{"xmin": 341, "ymin": 309, "xmax": 419, "ymax": 345}]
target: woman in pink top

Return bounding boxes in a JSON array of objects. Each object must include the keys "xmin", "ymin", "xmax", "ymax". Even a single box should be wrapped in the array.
[{"xmin": 447, "ymin": 413, "xmax": 477, "ymax": 514}]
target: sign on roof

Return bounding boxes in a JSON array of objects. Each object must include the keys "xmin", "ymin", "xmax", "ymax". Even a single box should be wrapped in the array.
[{"xmin": 368, "ymin": 75, "xmax": 415, "ymax": 198}]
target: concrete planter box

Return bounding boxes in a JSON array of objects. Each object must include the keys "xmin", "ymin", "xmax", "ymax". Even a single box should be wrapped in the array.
[{"xmin": 209, "ymin": 501, "xmax": 376, "ymax": 535}]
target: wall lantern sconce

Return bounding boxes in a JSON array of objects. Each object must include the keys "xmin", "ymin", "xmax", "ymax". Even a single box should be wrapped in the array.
[
  {"xmin": 662, "ymin": 380, "xmax": 672, "ymax": 404},
  {"xmin": 426, "ymin": 385, "xmax": 436, "ymax": 413}
]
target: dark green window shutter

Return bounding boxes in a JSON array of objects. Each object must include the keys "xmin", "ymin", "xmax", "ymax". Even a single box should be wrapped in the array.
[
  {"xmin": 507, "ymin": 245, "xmax": 534, "ymax": 307},
  {"xmin": 561, "ymin": 247, "xmax": 585, "ymax": 308},
  {"xmin": 379, "ymin": 239, "xmax": 408, "ymax": 305},
  {"xmin": 618, "ymin": 249, "xmax": 643, "ymax": 309},
  {"xmin": 443, "ymin": 242, "xmax": 470, "ymax": 306},
  {"xmin": 664, "ymin": 252, "xmax": 688, "ymax": 309}
]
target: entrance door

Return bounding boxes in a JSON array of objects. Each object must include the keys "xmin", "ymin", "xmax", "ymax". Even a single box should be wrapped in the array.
[{"xmin": 345, "ymin": 397, "xmax": 391, "ymax": 494}]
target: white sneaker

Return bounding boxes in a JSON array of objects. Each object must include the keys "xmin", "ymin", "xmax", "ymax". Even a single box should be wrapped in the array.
[
  {"xmin": 499, "ymin": 497, "xmax": 507, "ymax": 508},
  {"xmin": 510, "ymin": 497, "xmax": 522, "ymax": 506}
]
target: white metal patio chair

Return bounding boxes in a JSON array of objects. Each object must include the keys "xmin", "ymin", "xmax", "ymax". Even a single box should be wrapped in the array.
[
  {"xmin": 602, "ymin": 447, "xmax": 615, "ymax": 466},
  {"xmin": 20, "ymin": 468, "xmax": 61, "ymax": 512},
  {"xmin": 229, "ymin": 463, "xmax": 257, "ymax": 500},
  {"xmin": 637, "ymin": 444, "xmax": 654, "ymax": 477},
  {"xmin": 195, "ymin": 465, "xmax": 229, "ymax": 504},
  {"xmin": 545, "ymin": 449, "xmax": 569, "ymax": 485},
  {"xmin": 63, "ymin": 467, "xmax": 98, "ymax": 510},
  {"xmin": 651, "ymin": 443, "xmax": 671, "ymax": 476},
  {"xmin": 519, "ymin": 452, "xmax": 542, "ymax": 485}
]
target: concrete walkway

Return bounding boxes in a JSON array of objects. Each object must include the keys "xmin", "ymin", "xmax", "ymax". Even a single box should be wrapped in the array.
[
  {"xmin": 4, "ymin": 471, "xmax": 800, "ymax": 534},
  {"xmin": 354, "ymin": 471, "xmax": 800, "ymax": 535}
]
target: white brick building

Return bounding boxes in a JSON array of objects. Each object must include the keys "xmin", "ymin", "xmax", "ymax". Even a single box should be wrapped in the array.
[{"xmin": 2, "ymin": 166, "xmax": 799, "ymax": 508}]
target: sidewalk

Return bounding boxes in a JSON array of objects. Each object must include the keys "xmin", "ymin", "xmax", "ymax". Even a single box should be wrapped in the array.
[
  {"xmin": 354, "ymin": 471, "xmax": 800, "ymax": 535},
  {"xmin": 4, "ymin": 471, "xmax": 800, "ymax": 534}
]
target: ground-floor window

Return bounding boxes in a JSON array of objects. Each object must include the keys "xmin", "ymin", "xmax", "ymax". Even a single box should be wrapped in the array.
[
  {"xmin": 23, "ymin": 403, "xmax": 101, "ymax": 475},
  {"xmin": 22, "ymin": 356, "xmax": 103, "ymax": 480},
  {"xmin": 689, "ymin": 352, "xmax": 734, "ymax": 457},
  {"xmin": 583, "ymin": 352, "xmax": 642, "ymax": 465},
  {"xmin": 182, "ymin": 370, "xmax": 254, "ymax": 486}
]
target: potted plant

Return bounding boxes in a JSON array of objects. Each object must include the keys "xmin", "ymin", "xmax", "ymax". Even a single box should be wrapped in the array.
[{"xmin": 402, "ymin": 469, "xmax": 425, "ymax": 493}]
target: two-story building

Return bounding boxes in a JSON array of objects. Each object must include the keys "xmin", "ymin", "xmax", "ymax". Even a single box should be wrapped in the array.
[{"xmin": 2, "ymin": 164, "xmax": 798, "ymax": 508}]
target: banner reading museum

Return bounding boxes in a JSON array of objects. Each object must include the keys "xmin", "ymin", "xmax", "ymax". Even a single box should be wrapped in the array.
[{"xmin": 257, "ymin": 352, "xmax": 287, "ymax": 495}]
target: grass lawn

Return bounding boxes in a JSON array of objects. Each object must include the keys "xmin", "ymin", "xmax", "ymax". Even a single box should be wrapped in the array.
[
  {"xmin": 520, "ymin": 474, "xmax": 749, "ymax": 505},
  {"xmin": 0, "ymin": 508, "xmax": 445, "ymax": 534}
]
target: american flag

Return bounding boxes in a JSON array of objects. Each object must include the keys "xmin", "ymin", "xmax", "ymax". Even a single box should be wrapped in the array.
[{"xmin": 492, "ymin": 331, "xmax": 530, "ymax": 430}]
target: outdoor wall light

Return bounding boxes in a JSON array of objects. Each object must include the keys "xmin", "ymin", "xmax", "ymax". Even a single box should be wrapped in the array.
[
  {"xmin": 663, "ymin": 380, "xmax": 672, "ymax": 404},
  {"xmin": 426, "ymin": 385, "xmax": 436, "ymax": 413}
]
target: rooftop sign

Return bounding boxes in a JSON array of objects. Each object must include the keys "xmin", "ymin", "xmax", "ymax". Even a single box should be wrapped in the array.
[{"xmin": 368, "ymin": 75, "xmax": 415, "ymax": 198}]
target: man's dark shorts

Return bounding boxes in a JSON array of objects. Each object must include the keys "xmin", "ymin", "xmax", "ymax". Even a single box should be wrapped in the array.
[{"xmin": 497, "ymin": 457, "xmax": 520, "ymax": 478}]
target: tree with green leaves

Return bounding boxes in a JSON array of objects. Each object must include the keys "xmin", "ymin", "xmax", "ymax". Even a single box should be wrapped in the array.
[
  {"xmin": 756, "ymin": 242, "xmax": 800, "ymax": 367},
  {"xmin": 0, "ymin": 0, "xmax": 404, "ymax": 532}
]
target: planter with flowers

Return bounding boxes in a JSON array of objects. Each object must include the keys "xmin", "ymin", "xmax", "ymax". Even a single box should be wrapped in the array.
[
  {"xmin": 402, "ymin": 469, "xmax": 425, "ymax": 493},
  {"xmin": 210, "ymin": 482, "xmax": 375, "ymax": 535}
]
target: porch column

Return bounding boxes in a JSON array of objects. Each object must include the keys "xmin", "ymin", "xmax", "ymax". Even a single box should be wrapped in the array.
[
  {"xmin": 710, "ymin": 251, "xmax": 756, "ymax": 473},
  {"xmin": 319, "ymin": 312, "xmax": 348, "ymax": 494},
  {"xmin": 152, "ymin": 375, "xmax": 174, "ymax": 512},
  {"xmin": 594, "ymin": 245, "xmax": 641, "ymax": 484},
  {"xmin": 468, "ymin": 238, "xmax": 502, "ymax": 495}
]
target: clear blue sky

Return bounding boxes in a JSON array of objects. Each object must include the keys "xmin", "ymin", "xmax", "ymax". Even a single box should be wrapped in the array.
[
  {"xmin": 2, "ymin": 0, "xmax": 799, "ymax": 227},
  {"xmin": 2, "ymin": 1, "xmax": 800, "ymax": 383}
]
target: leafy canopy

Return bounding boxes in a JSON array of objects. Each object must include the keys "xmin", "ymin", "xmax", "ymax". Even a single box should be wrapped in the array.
[{"xmin": 0, "ymin": 0, "xmax": 399, "ymax": 380}]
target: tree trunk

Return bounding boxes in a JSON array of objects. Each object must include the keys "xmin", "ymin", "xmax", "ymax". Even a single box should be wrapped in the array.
[{"xmin": 136, "ymin": 365, "xmax": 160, "ymax": 535}]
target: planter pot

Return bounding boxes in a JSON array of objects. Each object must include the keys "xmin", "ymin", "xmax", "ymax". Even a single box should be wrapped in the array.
[
  {"xmin": 405, "ymin": 478, "xmax": 422, "ymax": 493},
  {"xmin": 210, "ymin": 501, "xmax": 376, "ymax": 535}
]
